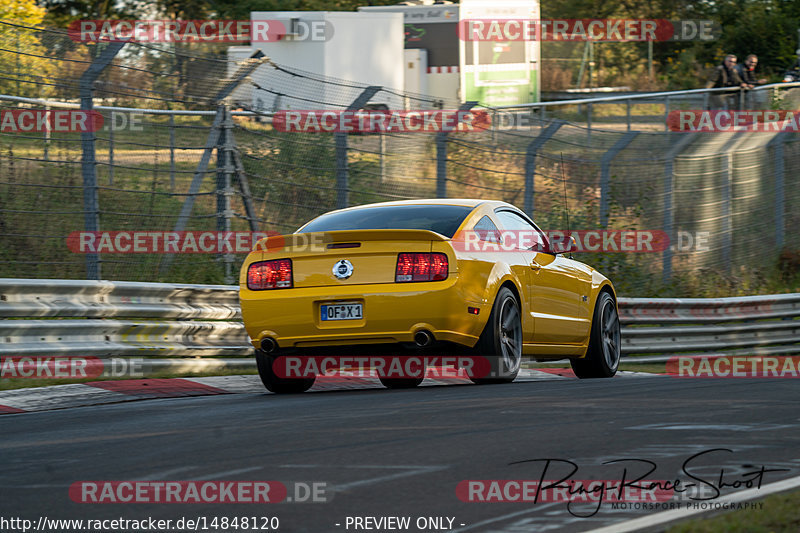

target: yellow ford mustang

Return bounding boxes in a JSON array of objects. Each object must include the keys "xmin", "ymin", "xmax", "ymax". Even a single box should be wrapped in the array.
[{"xmin": 239, "ymin": 199, "xmax": 620, "ymax": 393}]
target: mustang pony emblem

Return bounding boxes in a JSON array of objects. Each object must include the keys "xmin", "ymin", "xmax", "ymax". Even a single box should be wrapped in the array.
[{"xmin": 333, "ymin": 259, "xmax": 354, "ymax": 279}]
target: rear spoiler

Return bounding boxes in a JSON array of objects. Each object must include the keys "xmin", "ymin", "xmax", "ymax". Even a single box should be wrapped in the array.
[{"xmin": 252, "ymin": 229, "xmax": 449, "ymax": 252}]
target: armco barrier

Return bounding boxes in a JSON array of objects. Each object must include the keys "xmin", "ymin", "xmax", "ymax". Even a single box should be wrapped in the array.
[
  {"xmin": 1, "ymin": 279, "xmax": 798, "ymax": 367},
  {"xmin": 619, "ymin": 293, "xmax": 800, "ymax": 361},
  {"xmin": 0, "ymin": 278, "xmax": 240, "ymax": 319}
]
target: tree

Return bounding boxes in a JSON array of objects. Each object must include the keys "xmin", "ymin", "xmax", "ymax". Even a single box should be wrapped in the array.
[
  {"xmin": 41, "ymin": 0, "xmax": 145, "ymax": 28},
  {"xmin": 0, "ymin": 0, "xmax": 55, "ymax": 96}
]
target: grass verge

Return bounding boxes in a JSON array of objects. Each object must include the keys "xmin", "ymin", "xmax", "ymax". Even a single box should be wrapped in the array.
[{"xmin": 667, "ymin": 491, "xmax": 800, "ymax": 533}]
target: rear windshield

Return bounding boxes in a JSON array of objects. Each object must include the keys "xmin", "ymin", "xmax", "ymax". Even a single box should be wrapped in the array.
[{"xmin": 297, "ymin": 205, "xmax": 474, "ymax": 238}]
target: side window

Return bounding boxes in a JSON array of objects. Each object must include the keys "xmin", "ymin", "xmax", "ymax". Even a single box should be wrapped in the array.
[
  {"xmin": 473, "ymin": 215, "xmax": 502, "ymax": 243},
  {"xmin": 495, "ymin": 211, "xmax": 547, "ymax": 251}
]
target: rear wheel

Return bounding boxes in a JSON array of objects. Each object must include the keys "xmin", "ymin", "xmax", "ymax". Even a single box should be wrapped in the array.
[
  {"xmin": 255, "ymin": 350, "xmax": 316, "ymax": 393},
  {"xmin": 470, "ymin": 287, "xmax": 522, "ymax": 384},
  {"xmin": 379, "ymin": 376, "xmax": 425, "ymax": 389},
  {"xmin": 379, "ymin": 357, "xmax": 426, "ymax": 389},
  {"xmin": 570, "ymin": 291, "xmax": 620, "ymax": 378}
]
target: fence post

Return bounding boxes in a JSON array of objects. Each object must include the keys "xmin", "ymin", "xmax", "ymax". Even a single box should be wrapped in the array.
[
  {"xmin": 599, "ymin": 131, "xmax": 638, "ymax": 228},
  {"xmin": 231, "ymin": 149, "xmax": 259, "ymax": 232},
  {"xmin": 662, "ymin": 132, "xmax": 699, "ymax": 284},
  {"xmin": 79, "ymin": 41, "xmax": 126, "ymax": 280},
  {"xmin": 335, "ymin": 86, "xmax": 382, "ymax": 209},
  {"xmin": 722, "ymin": 151, "xmax": 733, "ymax": 271},
  {"xmin": 108, "ymin": 111, "xmax": 114, "ymax": 185},
  {"xmin": 15, "ymin": 28, "xmax": 20, "ymax": 95},
  {"xmin": 586, "ymin": 102, "xmax": 592, "ymax": 144},
  {"xmin": 626, "ymin": 99, "xmax": 631, "ymax": 131},
  {"xmin": 768, "ymin": 132, "xmax": 789, "ymax": 251},
  {"xmin": 379, "ymin": 133, "xmax": 386, "ymax": 182},
  {"xmin": 169, "ymin": 113, "xmax": 176, "ymax": 192},
  {"xmin": 160, "ymin": 52, "xmax": 268, "ymax": 278},
  {"xmin": 719, "ymin": 132, "xmax": 747, "ymax": 274},
  {"xmin": 217, "ymin": 105, "xmax": 235, "ymax": 284},
  {"xmin": 436, "ymin": 100, "xmax": 478, "ymax": 198},
  {"xmin": 662, "ymin": 160, "xmax": 674, "ymax": 283},
  {"xmin": 524, "ymin": 120, "xmax": 563, "ymax": 217},
  {"xmin": 43, "ymin": 103, "xmax": 50, "ymax": 161}
]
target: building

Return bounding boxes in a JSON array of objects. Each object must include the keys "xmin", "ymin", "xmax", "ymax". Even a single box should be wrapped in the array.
[
  {"xmin": 227, "ymin": 0, "xmax": 540, "ymax": 111},
  {"xmin": 359, "ymin": 0, "xmax": 540, "ymax": 106}
]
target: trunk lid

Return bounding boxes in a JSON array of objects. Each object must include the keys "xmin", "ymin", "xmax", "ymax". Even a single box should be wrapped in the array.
[{"xmin": 258, "ymin": 229, "xmax": 450, "ymax": 288}]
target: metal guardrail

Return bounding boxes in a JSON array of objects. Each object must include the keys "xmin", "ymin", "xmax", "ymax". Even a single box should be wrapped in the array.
[
  {"xmin": 1, "ymin": 280, "xmax": 798, "ymax": 367},
  {"xmin": 0, "ymin": 94, "xmax": 273, "ymax": 118},
  {"xmin": 7, "ymin": 81, "xmax": 800, "ymax": 132},
  {"xmin": 488, "ymin": 82, "xmax": 800, "ymax": 132},
  {"xmin": 0, "ymin": 280, "xmax": 250, "ymax": 371},
  {"xmin": 494, "ymin": 82, "xmax": 800, "ymax": 110},
  {"xmin": 618, "ymin": 294, "xmax": 800, "ymax": 361},
  {"xmin": 0, "ymin": 279, "xmax": 241, "ymax": 319},
  {"xmin": 618, "ymin": 293, "xmax": 800, "ymax": 324}
]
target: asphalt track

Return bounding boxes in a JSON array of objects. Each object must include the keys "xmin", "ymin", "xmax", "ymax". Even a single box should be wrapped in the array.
[{"xmin": 1, "ymin": 375, "xmax": 799, "ymax": 532}]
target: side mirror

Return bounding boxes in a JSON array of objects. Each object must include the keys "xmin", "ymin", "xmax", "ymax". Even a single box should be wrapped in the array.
[{"xmin": 550, "ymin": 235, "xmax": 578, "ymax": 255}]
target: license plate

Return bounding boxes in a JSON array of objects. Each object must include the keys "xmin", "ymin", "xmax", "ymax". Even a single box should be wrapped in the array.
[{"xmin": 321, "ymin": 303, "xmax": 363, "ymax": 321}]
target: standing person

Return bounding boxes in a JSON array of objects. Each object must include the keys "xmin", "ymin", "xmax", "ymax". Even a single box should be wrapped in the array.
[
  {"xmin": 706, "ymin": 54, "xmax": 747, "ymax": 109},
  {"xmin": 738, "ymin": 54, "xmax": 767, "ymax": 109},
  {"xmin": 738, "ymin": 54, "xmax": 767, "ymax": 88}
]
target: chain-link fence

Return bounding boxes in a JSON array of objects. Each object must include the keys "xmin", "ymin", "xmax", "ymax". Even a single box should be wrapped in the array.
[{"xmin": 1, "ymin": 21, "xmax": 798, "ymax": 296}]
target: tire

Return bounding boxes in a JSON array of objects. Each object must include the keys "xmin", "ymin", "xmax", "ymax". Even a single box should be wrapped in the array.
[
  {"xmin": 379, "ymin": 376, "xmax": 425, "ymax": 389},
  {"xmin": 570, "ymin": 291, "xmax": 620, "ymax": 378},
  {"xmin": 470, "ymin": 286, "xmax": 522, "ymax": 384},
  {"xmin": 255, "ymin": 350, "xmax": 315, "ymax": 393},
  {"xmin": 379, "ymin": 358, "xmax": 426, "ymax": 389}
]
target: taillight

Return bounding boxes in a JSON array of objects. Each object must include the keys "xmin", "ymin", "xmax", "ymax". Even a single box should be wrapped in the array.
[
  {"xmin": 395, "ymin": 253, "xmax": 449, "ymax": 282},
  {"xmin": 247, "ymin": 259, "xmax": 293, "ymax": 290}
]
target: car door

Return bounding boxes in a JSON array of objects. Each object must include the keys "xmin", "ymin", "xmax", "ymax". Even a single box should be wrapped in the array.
[
  {"xmin": 470, "ymin": 214, "xmax": 536, "ymax": 344},
  {"xmin": 494, "ymin": 210, "xmax": 590, "ymax": 346}
]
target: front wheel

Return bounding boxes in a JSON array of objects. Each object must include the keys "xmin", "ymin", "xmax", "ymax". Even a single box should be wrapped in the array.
[
  {"xmin": 570, "ymin": 291, "xmax": 620, "ymax": 378},
  {"xmin": 470, "ymin": 287, "xmax": 522, "ymax": 384},
  {"xmin": 255, "ymin": 350, "xmax": 316, "ymax": 393}
]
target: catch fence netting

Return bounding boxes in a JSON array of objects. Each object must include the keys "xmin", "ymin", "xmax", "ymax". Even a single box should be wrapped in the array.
[{"xmin": 1, "ymin": 21, "xmax": 798, "ymax": 295}]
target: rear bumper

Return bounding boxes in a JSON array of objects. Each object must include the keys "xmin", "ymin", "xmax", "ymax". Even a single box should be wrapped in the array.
[{"xmin": 239, "ymin": 277, "xmax": 488, "ymax": 350}]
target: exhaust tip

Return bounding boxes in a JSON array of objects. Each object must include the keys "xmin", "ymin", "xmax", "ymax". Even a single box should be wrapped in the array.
[
  {"xmin": 260, "ymin": 337, "xmax": 277, "ymax": 353},
  {"xmin": 414, "ymin": 330, "xmax": 434, "ymax": 347}
]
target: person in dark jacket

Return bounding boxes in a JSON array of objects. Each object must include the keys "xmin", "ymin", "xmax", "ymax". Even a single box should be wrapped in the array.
[
  {"xmin": 737, "ymin": 54, "xmax": 767, "ymax": 88},
  {"xmin": 706, "ymin": 54, "xmax": 747, "ymax": 109}
]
